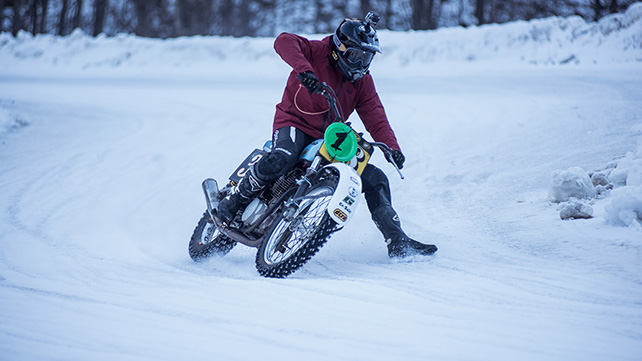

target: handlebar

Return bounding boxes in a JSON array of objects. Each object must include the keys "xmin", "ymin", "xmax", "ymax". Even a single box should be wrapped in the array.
[{"xmin": 316, "ymin": 82, "xmax": 404, "ymax": 180}]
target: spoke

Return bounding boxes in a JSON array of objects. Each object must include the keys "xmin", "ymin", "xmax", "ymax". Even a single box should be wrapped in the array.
[{"xmin": 264, "ymin": 186, "xmax": 333, "ymax": 265}]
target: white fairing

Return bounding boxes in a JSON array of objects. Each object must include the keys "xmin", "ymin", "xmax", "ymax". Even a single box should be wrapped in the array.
[{"xmin": 324, "ymin": 163, "xmax": 362, "ymax": 225}]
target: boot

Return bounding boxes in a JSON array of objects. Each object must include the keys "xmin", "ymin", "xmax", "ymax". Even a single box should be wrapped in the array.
[
  {"xmin": 371, "ymin": 206, "xmax": 438, "ymax": 259},
  {"xmin": 216, "ymin": 168, "xmax": 265, "ymax": 224}
]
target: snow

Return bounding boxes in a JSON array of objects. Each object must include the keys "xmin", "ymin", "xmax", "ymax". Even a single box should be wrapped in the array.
[
  {"xmin": 603, "ymin": 138, "xmax": 642, "ymax": 227},
  {"xmin": 2, "ymin": 3, "xmax": 641, "ymax": 79},
  {"xmin": 548, "ymin": 167, "xmax": 597, "ymax": 202},
  {"xmin": 559, "ymin": 201, "xmax": 594, "ymax": 220},
  {"xmin": 1, "ymin": 4, "xmax": 642, "ymax": 361}
]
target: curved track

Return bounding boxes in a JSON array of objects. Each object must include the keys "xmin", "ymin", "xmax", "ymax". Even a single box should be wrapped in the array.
[{"xmin": 1, "ymin": 68, "xmax": 641, "ymax": 360}]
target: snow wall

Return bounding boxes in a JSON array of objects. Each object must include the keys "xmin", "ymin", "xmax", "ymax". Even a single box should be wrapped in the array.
[{"xmin": 0, "ymin": 2, "xmax": 641, "ymax": 78}]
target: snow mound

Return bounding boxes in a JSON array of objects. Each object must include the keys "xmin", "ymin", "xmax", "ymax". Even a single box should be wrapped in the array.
[
  {"xmin": 560, "ymin": 201, "xmax": 594, "ymax": 220},
  {"xmin": 1, "ymin": 3, "xmax": 641, "ymax": 77},
  {"xmin": 603, "ymin": 137, "xmax": 642, "ymax": 227},
  {"xmin": 605, "ymin": 187, "xmax": 642, "ymax": 227},
  {"xmin": 548, "ymin": 166, "xmax": 596, "ymax": 202},
  {"xmin": 550, "ymin": 131, "xmax": 642, "ymax": 227}
]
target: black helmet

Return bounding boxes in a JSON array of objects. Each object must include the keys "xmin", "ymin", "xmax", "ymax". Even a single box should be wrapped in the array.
[{"xmin": 332, "ymin": 12, "xmax": 382, "ymax": 82}]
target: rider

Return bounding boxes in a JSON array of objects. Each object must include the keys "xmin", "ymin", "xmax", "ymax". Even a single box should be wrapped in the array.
[{"xmin": 217, "ymin": 12, "xmax": 437, "ymax": 259}]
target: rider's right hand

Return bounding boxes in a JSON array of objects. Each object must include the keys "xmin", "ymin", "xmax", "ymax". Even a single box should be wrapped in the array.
[{"xmin": 297, "ymin": 71, "xmax": 320, "ymax": 94}]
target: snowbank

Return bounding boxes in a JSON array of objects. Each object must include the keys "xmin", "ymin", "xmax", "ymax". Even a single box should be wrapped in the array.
[
  {"xmin": 603, "ymin": 137, "xmax": 642, "ymax": 227},
  {"xmin": 381, "ymin": 2, "xmax": 642, "ymax": 68},
  {"xmin": 1, "ymin": 3, "xmax": 641, "ymax": 78},
  {"xmin": 605, "ymin": 188, "xmax": 642, "ymax": 227},
  {"xmin": 0, "ymin": 30, "xmax": 284, "ymax": 78},
  {"xmin": 549, "ymin": 131, "xmax": 642, "ymax": 227}
]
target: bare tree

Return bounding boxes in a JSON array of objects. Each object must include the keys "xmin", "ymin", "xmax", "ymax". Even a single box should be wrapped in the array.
[
  {"xmin": 93, "ymin": 0, "xmax": 107, "ymax": 36},
  {"xmin": 132, "ymin": 0, "xmax": 150, "ymax": 36},
  {"xmin": 39, "ymin": 0, "xmax": 48, "ymax": 33},
  {"xmin": 11, "ymin": 1, "xmax": 24, "ymax": 35},
  {"xmin": 316, "ymin": 0, "xmax": 333, "ymax": 33},
  {"xmin": 592, "ymin": 0, "xmax": 605, "ymax": 20},
  {"xmin": 412, "ymin": 0, "xmax": 425, "ymax": 29},
  {"xmin": 383, "ymin": 0, "xmax": 394, "ymax": 29},
  {"xmin": 237, "ymin": 0, "xmax": 252, "ymax": 36},
  {"xmin": 475, "ymin": 0, "xmax": 486, "ymax": 25},
  {"xmin": 361, "ymin": 0, "xmax": 371, "ymax": 18},
  {"xmin": 426, "ymin": 0, "xmax": 436, "ymax": 29},
  {"xmin": 3, "ymin": 0, "xmax": 641, "ymax": 38},
  {"xmin": 0, "ymin": 0, "xmax": 6, "ymax": 32},
  {"xmin": 57, "ymin": 0, "xmax": 69, "ymax": 34},
  {"xmin": 220, "ymin": 0, "xmax": 233, "ymax": 36},
  {"xmin": 133, "ymin": 0, "xmax": 172, "ymax": 37},
  {"xmin": 176, "ymin": 0, "xmax": 213, "ymax": 36},
  {"xmin": 24, "ymin": 0, "xmax": 50, "ymax": 34},
  {"xmin": 29, "ymin": 0, "xmax": 37, "ymax": 33},
  {"xmin": 73, "ymin": 0, "xmax": 83, "ymax": 30},
  {"xmin": 412, "ymin": 0, "xmax": 439, "ymax": 30}
]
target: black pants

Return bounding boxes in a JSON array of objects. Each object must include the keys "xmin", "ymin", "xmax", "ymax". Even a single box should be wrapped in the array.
[{"xmin": 254, "ymin": 126, "xmax": 393, "ymax": 213}]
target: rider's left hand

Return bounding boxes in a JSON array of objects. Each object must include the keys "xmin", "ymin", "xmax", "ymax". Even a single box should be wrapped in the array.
[{"xmin": 386, "ymin": 149, "xmax": 405, "ymax": 169}]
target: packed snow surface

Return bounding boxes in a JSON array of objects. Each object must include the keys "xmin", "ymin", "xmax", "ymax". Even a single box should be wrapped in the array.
[{"xmin": 1, "ymin": 5, "xmax": 642, "ymax": 361}]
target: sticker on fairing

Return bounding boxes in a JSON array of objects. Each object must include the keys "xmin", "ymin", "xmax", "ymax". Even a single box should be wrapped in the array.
[
  {"xmin": 333, "ymin": 209, "xmax": 348, "ymax": 222},
  {"xmin": 325, "ymin": 163, "xmax": 362, "ymax": 224}
]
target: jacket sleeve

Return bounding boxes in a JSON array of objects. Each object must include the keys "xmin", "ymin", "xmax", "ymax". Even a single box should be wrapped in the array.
[
  {"xmin": 356, "ymin": 75, "xmax": 401, "ymax": 151},
  {"xmin": 274, "ymin": 32, "xmax": 316, "ymax": 74}
]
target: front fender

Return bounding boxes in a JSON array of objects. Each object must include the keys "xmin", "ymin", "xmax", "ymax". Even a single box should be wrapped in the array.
[{"xmin": 324, "ymin": 163, "xmax": 362, "ymax": 225}]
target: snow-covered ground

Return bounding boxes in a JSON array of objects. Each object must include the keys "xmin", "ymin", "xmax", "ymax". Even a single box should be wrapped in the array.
[{"xmin": 1, "ymin": 4, "xmax": 642, "ymax": 361}]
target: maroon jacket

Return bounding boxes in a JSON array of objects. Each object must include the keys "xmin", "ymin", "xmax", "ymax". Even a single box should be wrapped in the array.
[{"xmin": 272, "ymin": 33, "xmax": 401, "ymax": 151}]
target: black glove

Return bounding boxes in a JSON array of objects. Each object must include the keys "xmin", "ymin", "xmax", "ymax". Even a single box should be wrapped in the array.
[
  {"xmin": 386, "ymin": 149, "xmax": 405, "ymax": 170},
  {"xmin": 297, "ymin": 71, "xmax": 319, "ymax": 94}
]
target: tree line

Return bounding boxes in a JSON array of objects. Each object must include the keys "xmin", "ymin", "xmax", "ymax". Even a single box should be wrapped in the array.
[{"xmin": 1, "ymin": 0, "xmax": 637, "ymax": 38}]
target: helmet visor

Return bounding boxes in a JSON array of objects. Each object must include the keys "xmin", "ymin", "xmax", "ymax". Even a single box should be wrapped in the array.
[{"xmin": 343, "ymin": 48, "xmax": 375, "ymax": 67}]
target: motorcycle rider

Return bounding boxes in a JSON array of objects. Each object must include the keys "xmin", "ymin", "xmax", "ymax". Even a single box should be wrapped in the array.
[{"xmin": 217, "ymin": 12, "xmax": 437, "ymax": 259}]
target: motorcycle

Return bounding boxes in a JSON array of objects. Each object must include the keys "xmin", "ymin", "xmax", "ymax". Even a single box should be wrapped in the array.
[{"xmin": 188, "ymin": 82, "xmax": 404, "ymax": 278}]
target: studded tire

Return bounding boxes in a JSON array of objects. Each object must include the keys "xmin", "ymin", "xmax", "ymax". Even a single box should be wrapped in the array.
[
  {"xmin": 189, "ymin": 212, "xmax": 236, "ymax": 261},
  {"xmin": 255, "ymin": 178, "xmax": 338, "ymax": 278}
]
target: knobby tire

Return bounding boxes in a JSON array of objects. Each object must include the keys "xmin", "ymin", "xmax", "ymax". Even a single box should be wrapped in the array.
[
  {"xmin": 189, "ymin": 212, "xmax": 236, "ymax": 261},
  {"xmin": 255, "ymin": 177, "xmax": 339, "ymax": 278}
]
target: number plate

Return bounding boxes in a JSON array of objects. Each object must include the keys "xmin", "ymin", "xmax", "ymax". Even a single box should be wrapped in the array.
[
  {"xmin": 319, "ymin": 132, "xmax": 373, "ymax": 175},
  {"xmin": 229, "ymin": 149, "xmax": 266, "ymax": 184}
]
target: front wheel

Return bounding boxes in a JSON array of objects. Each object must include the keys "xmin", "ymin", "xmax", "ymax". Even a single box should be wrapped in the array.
[
  {"xmin": 189, "ymin": 212, "xmax": 236, "ymax": 261},
  {"xmin": 255, "ymin": 178, "xmax": 339, "ymax": 278}
]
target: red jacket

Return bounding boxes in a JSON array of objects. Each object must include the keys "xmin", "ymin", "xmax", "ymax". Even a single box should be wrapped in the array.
[{"xmin": 272, "ymin": 33, "xmax": 401, "ymax": 151}]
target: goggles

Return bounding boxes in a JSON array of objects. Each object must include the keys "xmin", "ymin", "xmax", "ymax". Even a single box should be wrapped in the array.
[{"xmin": 342, "ymin": 47, "xmax": 375, "ymax": 67}]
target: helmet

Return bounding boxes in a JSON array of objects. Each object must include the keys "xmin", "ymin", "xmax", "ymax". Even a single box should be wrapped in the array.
[{"xmin": 332, "ymin": 12, "xmax": 382, "ymax": 82}]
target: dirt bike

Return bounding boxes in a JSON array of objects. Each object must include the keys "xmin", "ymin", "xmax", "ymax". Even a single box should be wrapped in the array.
[{"xmin": 188, "ymin": 82, "xmax": 403, "ymax": 278}]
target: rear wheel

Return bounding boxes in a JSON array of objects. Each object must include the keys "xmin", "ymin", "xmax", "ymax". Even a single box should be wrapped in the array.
[
  {"xmin": 255, "ymin": 177, "xmax": 339, "ymax": 278},
  {"xmin": 189, "ymin": 212, "xmax": 236, "ymax": 261}
]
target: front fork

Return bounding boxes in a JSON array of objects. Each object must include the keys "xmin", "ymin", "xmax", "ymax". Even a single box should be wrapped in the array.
[{"xmin": 282, "ymin": 155, "xmax": 323, "ymax": 221}]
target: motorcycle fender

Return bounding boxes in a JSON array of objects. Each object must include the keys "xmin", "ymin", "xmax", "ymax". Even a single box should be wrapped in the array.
[{"xmin": 324, "ymin": 163, "xmax": 362, "ymax": 225}]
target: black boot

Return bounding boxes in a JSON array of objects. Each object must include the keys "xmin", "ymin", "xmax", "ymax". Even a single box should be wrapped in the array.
[
  {"xmin": 371, "ymin": 206, "xmax": 438, "ymax": 259},
  {"xmin": 216, "ymin": 168, "xmax": 265, "ymax": 224}
]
